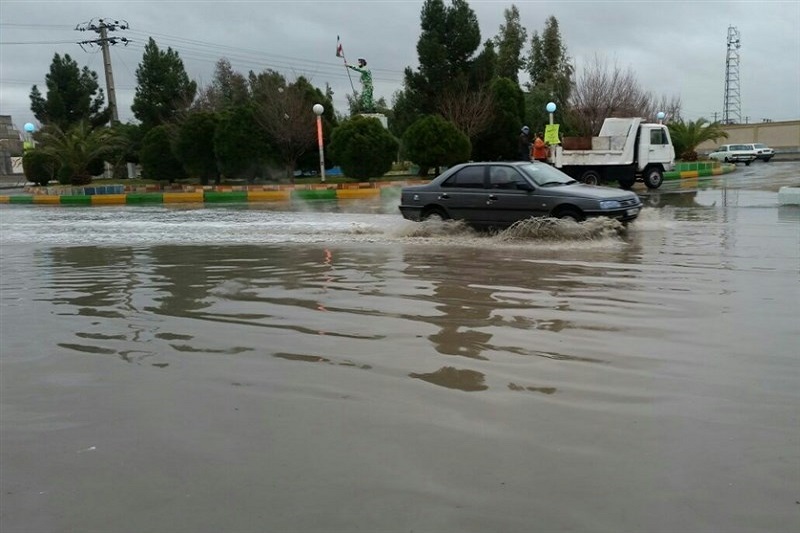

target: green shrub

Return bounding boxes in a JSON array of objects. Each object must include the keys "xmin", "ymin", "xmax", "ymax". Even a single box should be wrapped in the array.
[
  {"xmin": 139, "ymin": 125, "xmax": 186, "ymax": 183},
  {"xmin": 402, "ymin": 115, "xmax": 471, "ymax": 169},
  {"xmin": 329, "ymin": 116, "xmax": 398, "ymax": 180},
  {"xmin": 22, "ymin": 149, "xmax": 56, "ymax": 186}
]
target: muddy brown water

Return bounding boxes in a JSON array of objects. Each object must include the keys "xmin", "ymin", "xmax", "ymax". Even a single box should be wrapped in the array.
[{"xmin": 1, "ymin": 163, "xmax": 799, "ymax": 532}]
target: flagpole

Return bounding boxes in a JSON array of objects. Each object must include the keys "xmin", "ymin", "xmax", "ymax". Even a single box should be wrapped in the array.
[{"xmin": 337, "ymin": 36, "xmax": 357, "ymax": 95}]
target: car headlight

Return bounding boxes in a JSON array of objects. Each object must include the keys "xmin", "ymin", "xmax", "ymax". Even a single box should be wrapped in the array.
[{"xmin": 599, "ymin": 200, "xmax": 622, "ymax": 209}]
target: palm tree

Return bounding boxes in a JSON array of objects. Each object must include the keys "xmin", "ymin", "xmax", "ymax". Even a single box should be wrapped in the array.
[
  {"xmin": 667, "ymin": 118, "xmax": 728, "ymax": 161},
  {"xmin": 36, "ymin": 121, "xmax": 127, "ymax": 185}
]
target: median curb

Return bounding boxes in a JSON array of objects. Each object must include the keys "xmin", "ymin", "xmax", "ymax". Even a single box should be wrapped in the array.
[
  {"xmin": 664, "ymin": 162, "xmax": 736, "ymax": 181},
  {"xmin": 0, "ymin": 183, "xmax": 406, "ymax": 206}
]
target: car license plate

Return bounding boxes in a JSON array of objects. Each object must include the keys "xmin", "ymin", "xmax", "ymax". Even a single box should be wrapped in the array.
[{"xmin": 626, "ymin": 208, "xmax": 639, "ymax": 216}]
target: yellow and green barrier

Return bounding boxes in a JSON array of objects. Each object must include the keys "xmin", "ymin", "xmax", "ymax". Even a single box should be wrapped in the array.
[
  {"xmin": 664, "ymin": 161, "xmax": 735, "ymax": 180},
  {"xmin": 0, "ymin": 186, "xmax": 396, "ymax": 206}
]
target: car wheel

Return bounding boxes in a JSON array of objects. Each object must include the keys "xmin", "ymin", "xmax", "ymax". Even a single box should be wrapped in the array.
[
  {"xmin": 643, "ymin": 167, "xmax": 663, "ymax": 189},
  {"xmin": 764, "ymin": 157, "xmax": 772, "ymax": 163},
  {"xmin": 553, "ymin": 207, "xmax": 584, "ymax": 222},
  {"xmin": 421, "ymin": 206, "xmax": 448, "ymax": 221},
  {"xmin": 745, "ymin": 160, "xmax": 751, "ymax": 166},
  {"xmin": 724, "ymin": 157, "xmax": 730, "ymax": 163},
  {"xmin": 580, "ymin": 170, "xmax": 600, "ymax": 186}
]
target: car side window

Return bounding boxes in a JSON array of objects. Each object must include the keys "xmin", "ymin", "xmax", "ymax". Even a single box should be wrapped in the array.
[
  {"xmin": 490, "ymin": 167, "xmax": 530, "ymax": 190},
  {"xmin": 489, "ymin": 166, "xmax": 516, "ymax": 190},
  {"xmin": 442, "ymin": 166, "xmax": 485, "ymax": 189}
]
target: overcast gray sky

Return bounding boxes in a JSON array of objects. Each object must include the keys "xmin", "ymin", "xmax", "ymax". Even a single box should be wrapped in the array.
[{"xmin": 1, "ymin": 0, "xmax": 799, "ymax": 131}]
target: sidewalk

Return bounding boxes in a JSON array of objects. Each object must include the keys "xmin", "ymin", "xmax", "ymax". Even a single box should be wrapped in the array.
[{"xmin": 0, "ymin": 175, "xmax": 29, "ymax": 190}]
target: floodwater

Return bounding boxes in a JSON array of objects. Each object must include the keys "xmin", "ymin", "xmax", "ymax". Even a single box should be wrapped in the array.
[{"xmin": 1, "ymin": 163, "xmax": 799, "ymax": 533}]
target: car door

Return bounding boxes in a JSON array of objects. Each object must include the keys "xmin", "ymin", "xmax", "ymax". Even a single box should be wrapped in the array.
[
  {"xmin": 438, "ymin": 165, "xmax": 488, "ymax": 223},
  {"xmin": 486, "ymin": 165, "xmax": 540, "ymax": 225}
]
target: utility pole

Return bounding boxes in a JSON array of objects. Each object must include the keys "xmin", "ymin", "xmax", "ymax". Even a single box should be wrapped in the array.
[{"xmin": 76, "ymin": 19, "xmax": 130, "ymax": 124}]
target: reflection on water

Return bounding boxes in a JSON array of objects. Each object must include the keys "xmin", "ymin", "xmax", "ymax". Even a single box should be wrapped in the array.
[
  {"xmin": 409, "ymin": 366, "xmax": 488, "ymax": 392},
  {"xmin": 1, "ymin": 182, "xmax": 799, "ymax": 532}
]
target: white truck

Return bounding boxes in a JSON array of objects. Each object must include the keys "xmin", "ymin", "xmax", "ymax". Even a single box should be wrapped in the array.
[{"xmin": 548, "ymin": 117, "xmax": 675, "ymax": 190}]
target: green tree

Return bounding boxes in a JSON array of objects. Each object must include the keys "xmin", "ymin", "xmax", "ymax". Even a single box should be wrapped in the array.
[
  {"xmin": 472, "ymin": 77, "xmax": 525, "ymax": 160},
  {"xmin": 329, "ymin": 116, "xmax": 398, "ymax": 180},
  {"xmin": 404, "ymin": 0, "xmax": 482, "ymax": 116},
  {"xmin": 667, "ymin": 118, "xmax": 728, "ymax": 161},
  {"xmin": 214, "ymin": 104, "xmax": 277, "ymax": 182},
  {"xmin": 22, "ymin": 149, "xmax": 57, "ymax": 186},
  {"xmin": 250, "ymin": 71, "xmax": 333, "ymax": 181},
  {"xmin": 494, "ymin": 5, "xmax": 527, "ymax": 83},
  {"xmin": 35, "ymin": 121, "xmax": 125, "ymax": 185},
  {"xmin": 469, "ymin": 39, "xmax": 497, "ymax": 89},
  {"xmin": 29, "ymin": 53, "xmax": 110, "ymax": 130},
  {"xmin": 194, "ymin": 58, "xmax": 250, "ymax": 112},
  {"xmin": 389, "ymin": 89, "xmax": 423, "ymax": 141},
  {"xmin": 132, "ymin": 38, "xmax": 197, "ymax": 131},
  {"xmin": 526, "ymin": 16, "xmax": 573, "ymax": 130},
  {"xmin": 139, "ymin": 125, "xmax": 186, "ymax": 183},
  {"xmin": 403, "ymin": 115, "xmax": 471, "ymax": 172},
  {"xmin": 174, "ymin": 111, "xmax": 220, "ymax": 185}
]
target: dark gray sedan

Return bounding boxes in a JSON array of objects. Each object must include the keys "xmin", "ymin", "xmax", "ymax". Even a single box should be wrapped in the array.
[{"xmin": 399, "ymin": 161, "xmax": 643, "ymax": 228}]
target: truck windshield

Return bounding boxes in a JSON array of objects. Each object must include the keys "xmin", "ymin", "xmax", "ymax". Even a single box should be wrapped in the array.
[{"xmin": 519, "ymin": 163, "xmax": 576, "ymax": 186}]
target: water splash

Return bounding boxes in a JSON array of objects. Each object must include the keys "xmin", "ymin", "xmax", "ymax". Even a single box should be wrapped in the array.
[
  {"xmin": 497, "ymin": 217, "xmax": 623, "ymax": 242},
  {"xmin": 395, "ymin": 218, "xmax": 477, "ymax": 238}
]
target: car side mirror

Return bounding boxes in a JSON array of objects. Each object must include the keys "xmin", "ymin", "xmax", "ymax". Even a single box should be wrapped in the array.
[{"xmin": 516, "ymin": 181, "xmax": 535, "ymax": 191}]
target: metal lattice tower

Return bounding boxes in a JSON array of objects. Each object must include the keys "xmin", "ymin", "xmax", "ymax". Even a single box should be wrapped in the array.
[{"xmin": 723, "ymin": 26, "xmax": 741, "ymax": 125}]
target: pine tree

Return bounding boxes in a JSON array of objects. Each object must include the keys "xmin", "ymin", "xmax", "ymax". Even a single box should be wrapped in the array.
[
  {"xmin": 132, "ymin": 38, "xmax": 197, "ymax": 131},
  {"xmin": 494, "ymin": 5, "xmax": 527, "ymax": 83},
  {"xmin": 29, "ymin": 53, "xmax": 110, "ymax": 130}
]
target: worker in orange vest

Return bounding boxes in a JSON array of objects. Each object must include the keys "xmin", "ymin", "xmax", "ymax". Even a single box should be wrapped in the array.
[{"xmin": 532, "ymin": 131, "xmax": 548, "ymax": 162}]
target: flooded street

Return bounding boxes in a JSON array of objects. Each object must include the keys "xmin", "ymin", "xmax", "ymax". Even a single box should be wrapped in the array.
[{"xmin": 1, "ymin": 162, "xmax": 799, "ymax": 533}]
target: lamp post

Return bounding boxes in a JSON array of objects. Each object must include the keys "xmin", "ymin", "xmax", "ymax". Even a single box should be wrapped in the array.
[
  {"xmin": 312, "ymin": 104, "xmax": 325, "ymax": 183},
  {"xmin": 546, "ymin": 102, "xmax": 556, "ymax": 125},
  {"xmin": 657, "ymin": 111, "xmax": 665, "ymax": 124}
]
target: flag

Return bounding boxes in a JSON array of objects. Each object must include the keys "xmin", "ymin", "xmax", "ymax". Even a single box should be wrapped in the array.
[{"xmin": 336, "ymin": 35, "xmax": 344, "ymax": 58}]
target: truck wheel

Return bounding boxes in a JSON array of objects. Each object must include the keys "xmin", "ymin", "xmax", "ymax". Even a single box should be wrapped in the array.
[
  {"xmin": 643, "ymin": 167, "xmax": 663, "ymax": 189},
  {"xmin": 580, "ymin": 170, "xmax": 600, "ymax": 186}
]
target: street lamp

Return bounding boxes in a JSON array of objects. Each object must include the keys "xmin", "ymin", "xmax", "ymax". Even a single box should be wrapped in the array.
[
  {"xmin": 312, "ymin": 104, "xmax": 325, "ymax": 183},
  {"xmin": 546, "ymin": 102, "xmax": 556, "ymax": 125},
  {"xmin": 656, "ymin": 111, "xmax": 665, "ymax": 124}
]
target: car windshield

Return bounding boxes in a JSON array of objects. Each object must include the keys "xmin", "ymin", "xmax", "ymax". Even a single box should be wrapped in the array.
[
  {"xmin": 518, "ymin": 163, "xmax": 577, "ymax": 186},
  {"xmin": 754, "ymin": 144, "xmax": 767, "ymax": 149}
]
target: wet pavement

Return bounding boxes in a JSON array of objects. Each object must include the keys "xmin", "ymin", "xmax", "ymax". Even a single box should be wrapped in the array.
[{"xmin": 1, "ymin": 162, "xmax": 799, "ymax": 532}]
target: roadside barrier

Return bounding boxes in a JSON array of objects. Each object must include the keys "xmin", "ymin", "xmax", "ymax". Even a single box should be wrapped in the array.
[
  {"xmin": 664, "ymin": 161, "xmax": 735, "ymax": 180},
  {"xmin": 0, "ymin": 183, "xmax": 403, "ymax": 206}
]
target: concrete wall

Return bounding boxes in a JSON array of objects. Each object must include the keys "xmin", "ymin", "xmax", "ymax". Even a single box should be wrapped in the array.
[{"xmin": 697, "ymin": 120, "xmax": 800, "ymax": 154}]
